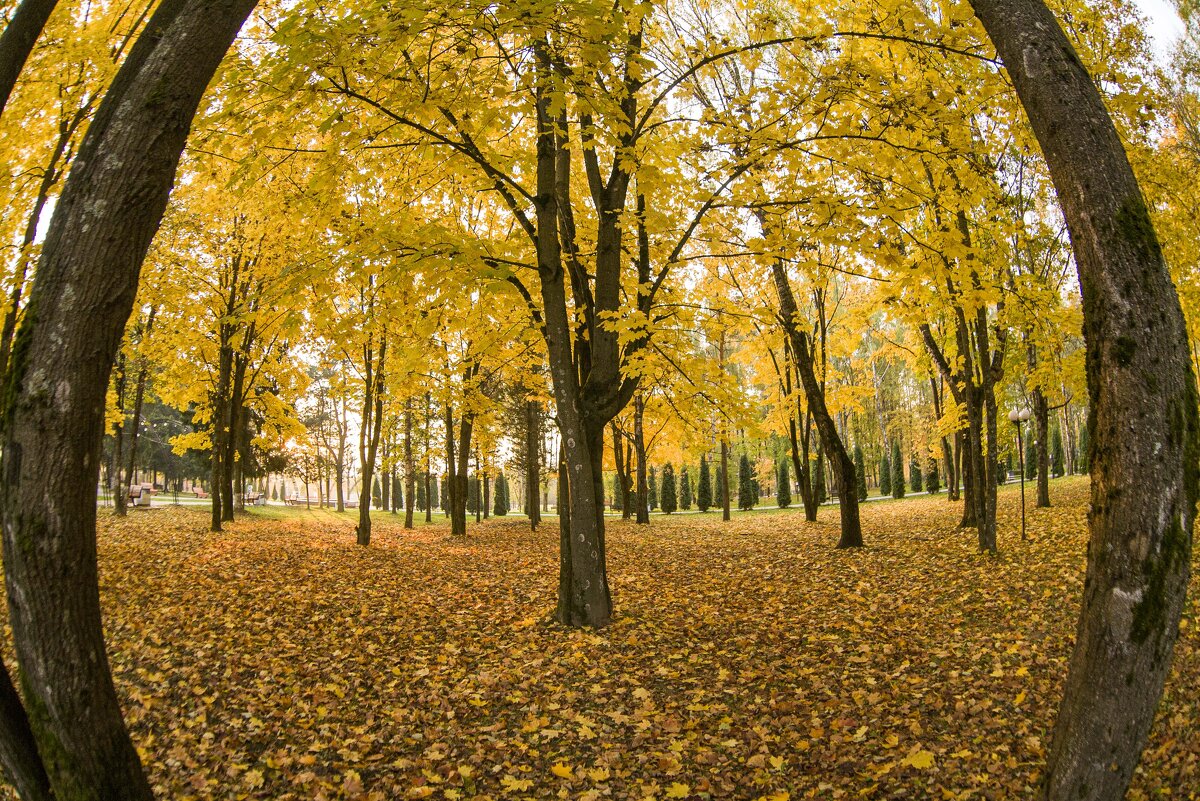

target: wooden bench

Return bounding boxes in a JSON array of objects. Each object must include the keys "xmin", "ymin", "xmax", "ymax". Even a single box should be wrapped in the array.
[
  {"xmin": 194, "ymin": 488, "xmax": 209, "ymax": 499},
  {"xmin": 244, "ymin": 491, "xmax": 265, "ymax": 506},
  {"xmin": 128, "ymin": 485, "xmax": 147, "ymax": 506}
]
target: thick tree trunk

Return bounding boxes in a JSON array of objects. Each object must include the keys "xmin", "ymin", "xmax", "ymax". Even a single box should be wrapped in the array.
[
  {"xmin": 970, "ymin": 1, "xmax": 1199, "ymax": 797},
  {"xmin": 0, "ymin": 0, "xmax": 59, "ymax": 117},
  {"xmin": 0, "ymin": 0, "xmax": 258, "ymax": 797}
]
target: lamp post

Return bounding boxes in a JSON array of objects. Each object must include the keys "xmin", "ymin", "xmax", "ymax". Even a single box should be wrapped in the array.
[{"xmin": 1008, "ymin": 407, "xmax": 1032, "ymax": 541}]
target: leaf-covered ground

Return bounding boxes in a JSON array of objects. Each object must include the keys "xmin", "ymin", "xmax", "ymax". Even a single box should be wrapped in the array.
[{"xmin": 9, "ymin": 477, "xmax": 1200, "ymax": 799}]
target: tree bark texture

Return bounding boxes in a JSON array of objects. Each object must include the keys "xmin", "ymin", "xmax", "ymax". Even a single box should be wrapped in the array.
[
  {"xmin": 0, "ymin": 0, "xmax": 258, "ymax": 797},
  {"xmin": 970, "ymin": 1, "xmax": 1199, "ymax": 797}
]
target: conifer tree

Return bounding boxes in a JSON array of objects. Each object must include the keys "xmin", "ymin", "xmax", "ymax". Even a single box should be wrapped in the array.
[
  {"xmin": 660, "ymin": 463, "xmax": 677, "ymax": 513},
  {"xmin": 927, "ymin": 458, "xmax": 941, "ymax": 494},
  {"xmin": 854, "ymin": 445, "xmax": 867, "ymax": 501},
  {"xmin": 648, "ymin": 466, "xmax": 658, "ymax": 510},
  {"xmin": 715, "ymin": 462, "xmax": 726, "ymax": 509},
  {"xmin": 372, "ymin": 475, "xmax": 382, "ymax": 505},
  {"xmin": 776, "ymin": 459, "xmax": 791, "ymax": 509},
  {"xmin": 738, "ymin": 453, "xmax": 755, "ymax": 511},
  {"xmin": 1051, "ymin": 427, "xmax": 1065, "ymax": 477},
  {"xmin": 880, "ymin": 451, "xmax": 891, "ymax": 496},
  {"xmin": 416, "ymin": 473, "xmax": 427, "ymax": 511},
  {"xmin": 494, "ymin": 472, "xmax": 509, "ymax": 516},
  {"xmin": 910, "ymin": 457, "xmax": 922, "ymax": 492},
  {"xmin": 679, "ymin": 466, "xmax": 692, "ymax": 510},
  {"xmin": 271, "ymin": 484, "xmax": 278, "ymax": 501},
  {"xmin": 697, "ymin": 456, "xmax": 711, "ymax": 512},
  {"xmin": 394, "ymin": 476, "xmax": 403, "ymax": 510},
  {"xmin": 891, "ymin": 441, "xmax": 905, "ymax": 498}
]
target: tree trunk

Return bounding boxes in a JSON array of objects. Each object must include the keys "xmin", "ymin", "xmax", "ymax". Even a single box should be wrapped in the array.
[
  {"xmin": 719, "ymin": 437, "xmax": 731, "ymax": 522},
  {"xmin": 357, "ymin": 339, "xmax": 386, "ymax": 547},
  {"xmin": 111, "ymin": 354, "xmax": 128, "ymax": 516},
  {"xmin": 769, "ymin": 260, "xmax": 861, "ymax": 547},
  {"xmin": 0, "ymin": 0, "xmax": 59, "ymax": 117},
  {"xmin": 970, "ymin": 1, "xmax": 1199, "ymax": 797},
  {"xmin": 633, "ymin": 392, "xmax": 649, "ymax": 524},
  {"xmin": 0, "ymin": 0, "xmax": 258, "ymax": 796},
  {"xmin": 1034, "ymin": 386, "xmax": 1051, "ymax": 507},
  {"xmin": 525, "ymin": 399, "xmax": 541, "ymax": 530},
  {"xmin": 404, "ymin": 398, "xmax": 415, "ymax": 529}
]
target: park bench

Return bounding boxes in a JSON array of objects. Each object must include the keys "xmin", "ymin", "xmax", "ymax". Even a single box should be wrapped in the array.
[
  {"xmin": 345, "ymin": 499, "xmax": 358, "ymax": 509},
  {"xmin": 244, "ymin": 491, "xmax": 265, "ymax": 506},
  {"xmin": 127, "ymin": 485, "xmax": 147, "ymax": 507},
  {"xmin": 194, "ymin": 488, "xmax": 209, "ymax": 498}
]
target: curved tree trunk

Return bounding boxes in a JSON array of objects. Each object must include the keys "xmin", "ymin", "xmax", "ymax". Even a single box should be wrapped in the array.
[
  {"xmin": 0, "ymin": 0, "xmax": 59, "ymax": 117},
  {"xmin": 0, "ymin": 0, "xmax": 258, "ymax": 797},
  {"xmin": 970, "ymin": 1, "xmax": 1198, "ymax": 798}
]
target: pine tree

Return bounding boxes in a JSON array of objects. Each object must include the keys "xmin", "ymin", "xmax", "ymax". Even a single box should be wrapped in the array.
[
  {"xmin": 715, "ymin": 462, "xmax": 726, "ymax": 508},
  {"xmin": 738, "ymin": 453, "xmax": 755, "ymax": 510},
  {"xmin": 271, "ymin": 484, "xmax": 278, "ymax": 501},
  {"xmin": 372, "ymin": 476, "xmax": 382, "ymax": 505},
  {"xmin": 648, "ymin": 466, "xmax": 659, "ymax": 510},
  {"xmin": 433, "ymin": 473, "xmax": 442, "ymax": 511},
  {"xmin": 416, "ymin": 473, "xmax": 427, "ymax": 511},
  {"xmin": 1027, "ymin": 442, "xmax": 1038, "ymax": 479},
  {"xmin": 467, "ymin": 473, "xmax": 479, "ymax": 514},
  {"xmin": 776, "ymin": 459, "xmax": 791, "ymax": 508},
  {"xmin": 494, "ymin": 472, "xmax": 509, "ymax": 516},
  {"xmin": 854, "ymin": 445, "xmax": 867, "ymax": 501},
  {"xmin": 891, "ymin": 440, "xmax": 905, "ymax": 498},
  {"xmin": 661, "ymin": 463, "xmax": 677, "ymax": 513},
  {"xmin": 1052, "ymin": 426, "xmax": 1065, "ymax": 477},
  {"xmin": 679, "ymin": 466, "xmax": 692, "ymax": 510},
  {"xmin": 910, "ymin": 457, "xmax": 922, "ymax": 492},
  {"xmin": 1078, "ymin": 423, "xmax": 1089, "ymax": 473},
  {"xmin": 880, "ymin": 451, "xmax": 892, "ymax": 497},
  {"xmin": 927, "ymin": 458, "xmax": 941, "ymax": 494},
  {"xmin": 697, "ymin": 457, "xmax": 711, "ymax": 512},
  {"xmin": 394, "ymin": 475, "xmax": 403, "ymax": 509}
]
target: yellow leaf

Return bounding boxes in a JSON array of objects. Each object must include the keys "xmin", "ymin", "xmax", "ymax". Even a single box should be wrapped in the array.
[
  {"xmin": 586, "ymin": 766, "xmax": 610, "ymax": 781},
  {"xmin": 902, "ymin": 750, "xmax": 936, "ymax": 770},
  {"xmin": 666, "ymin": 782, "xmax": 690, "ymax": 798},
  {"xmin": 500, "ymin": 775, "xmax": 533, "ymax": 792},
  {"xmin": 551, "ymin": 762, "xmax": 573, "ymax": 779},
  {"xmin": 1014, "ymin": 691, "xmax": 1027, "ymax": 705}
]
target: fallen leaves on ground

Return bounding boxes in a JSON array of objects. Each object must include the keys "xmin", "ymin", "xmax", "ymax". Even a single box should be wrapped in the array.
[{"xmin": 10, "ymin": 476, "xmax": 1198, "ymax": 799}]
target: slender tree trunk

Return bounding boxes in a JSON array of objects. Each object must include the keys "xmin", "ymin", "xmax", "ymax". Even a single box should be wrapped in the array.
[
  {"xmin": 769, "ymin": 260, "xmax": 861, "ymax": 546},
  {"xmin": 1034, "ymin": 387, "xmax": 1051, "ymax": 507},
  {"xmin": 111, "ymin": 355, "xmax": 128, "ymax": 516},
  {"xmin": 357, "ymin": 339, "xmax": 386, "ymax": 547},
  {"xmin": 633, "ymin": 392, "xmax": 649, "ymax": 524},
  {"xmin": 971, "ymin": 1, "xmax": 1198, "ymax": 796},
  {"xmin": 404, "ymin": 397, "xmax": 415, "ymax": 529},
  {"xmin": 720, "ymin": 437, "xmax": 731, "ymax": 522},
  {"xmin": 525, "ymin": 399, "xmax": 541, "ymax": 529}
]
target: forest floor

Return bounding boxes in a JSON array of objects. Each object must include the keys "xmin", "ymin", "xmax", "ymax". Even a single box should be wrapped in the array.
[{"xmin": 11, "ymin": 476, "xmax": 1198, "ymax": 800}]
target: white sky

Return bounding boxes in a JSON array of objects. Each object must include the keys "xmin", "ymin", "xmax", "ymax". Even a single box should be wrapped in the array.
[{"xmin": 1137, "ymin": 0, "xmax": 1186, "ymax": 61}]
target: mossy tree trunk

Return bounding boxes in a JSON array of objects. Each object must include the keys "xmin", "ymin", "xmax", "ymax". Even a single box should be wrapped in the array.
[
  {"xmin": 970, "ymin": 1, "xmax": 1198, "ymax": 797},
  {"xmin": 0, "ymin": 0, "xmax": 258, "ymax": 796}
]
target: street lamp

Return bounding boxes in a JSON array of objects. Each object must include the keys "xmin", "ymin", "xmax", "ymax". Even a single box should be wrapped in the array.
[{"xmin": 1008, "ymin": 407, "xmax": 1032, "ymax": 541}]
